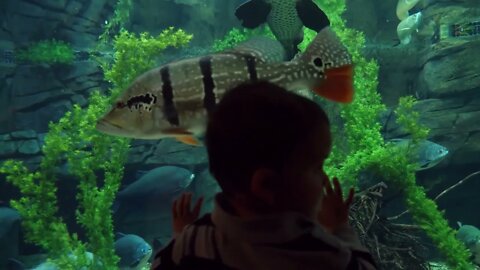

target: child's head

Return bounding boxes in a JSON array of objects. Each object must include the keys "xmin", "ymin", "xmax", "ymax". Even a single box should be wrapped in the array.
[{"xmin": 205, "ymin": 81, "xmax": 332, "ymax": 220}]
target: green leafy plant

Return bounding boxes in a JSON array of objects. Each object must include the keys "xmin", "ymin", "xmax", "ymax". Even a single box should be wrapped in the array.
[
  {"xmin": 212, "ymin": 26, "xmax": 274, "ymax": 52},
  {"xmin": 0, "ymin": 27, "xmax": 192, "ymax": 269},
  {"xmin": 309, "ymin": 0, "xmax": 473, "ymax": 268},
  {"xmin": 0, "ymin": 91, "xmax": 128, "ymax": 269},
  {"xmin": 99, "ymin": 0, "xmax": 133, "ymax": 44},
  {"xmin": 16, "ymin": 39, "xmax": 74, "ymax": 65},
  {"xmin": 101, "ymin": 28, "xmax": 193, "ymax": 99}
]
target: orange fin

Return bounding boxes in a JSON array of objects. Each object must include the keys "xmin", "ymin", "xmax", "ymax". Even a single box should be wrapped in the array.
[
  {"xmin": 314, "ymin": 65, "xmax": 354, "ymax": 103},
  {"xmin": 176, "ymin": 136, "xmax": 202, "ymax": 147}
]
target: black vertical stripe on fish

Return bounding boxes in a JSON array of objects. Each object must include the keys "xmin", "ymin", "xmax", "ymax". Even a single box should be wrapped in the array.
[
  {"xmin": 160, "ymin": 66, "xmax": 179, "ymax": 126},
  {"xmin": 244, "ymin": 55, "xmax": 258, "ymax": 81},
  {"xmin": 199, "ymin": 56, "xmax": 216, "ymax": 113}
]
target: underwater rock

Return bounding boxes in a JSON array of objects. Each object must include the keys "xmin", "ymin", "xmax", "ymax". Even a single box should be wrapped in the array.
[
  {"xmin": 420, "ymin": 40, "xmax": 480, "ymax": 97},
  {"xmin": 16, "ymin": 140, "xmax": 40, "ymax": 155},
  {"xmin": 0, "ymin": 206, "xmax": 21, "ymax": 269},
  {"xmin": 451, "ymin": 132, "xmax": 480, "ymax": 166},
  {"xmin": 2, "ymin": 0, "xmax": 111, "ymax": 47},
  {"xmin": 0, "ymin": 141, "xmax": 17, "ymax": 157},
  {"xmin": 10, "ymin": 130, "xmax": 37, "ymax": 139},
  {"xmin": 147, "ymin": 140, "xmax": 208, "ymax": 166},
  {"xmin": 132, "ymin": 0, "xmax": 240, "ymax": 47}
]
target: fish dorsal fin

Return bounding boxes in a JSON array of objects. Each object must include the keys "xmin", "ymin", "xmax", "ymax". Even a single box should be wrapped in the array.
[
  {"xmin": 115, "ymin": 232, "xmax": 126, "ymax": 241},
  {"xmin": 235, "ymin": 0, "xmax": 272, "ymax": 29},
  {"xmin": 222, "ymin": 36, "xmax": 287, "ymax": 63}
]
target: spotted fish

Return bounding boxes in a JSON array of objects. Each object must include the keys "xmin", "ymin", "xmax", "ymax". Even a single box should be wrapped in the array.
[
  {"xmin": 96, "ymin": 27, "xmax": 353, "ymax": 145},
  {"xmin": 235, "ymin": 0, "xmax": 330, "ymax": 60}
]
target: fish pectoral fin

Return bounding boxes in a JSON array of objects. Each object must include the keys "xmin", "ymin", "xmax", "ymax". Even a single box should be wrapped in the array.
[
  {"xmin": 162, "ymin": 128, "xmax": 203, "ymax": 146},
  {"xmin": 235, "ymin": 0, "xmax": 272, "ymax": 29},
  {"xmin": 296, "ymin": 0, "xmax": 330, "ymax": 32},
  {"xmin": 314, "ymin": 65, "xmax": 354, "ymax": 103},
  {"xmin": 175, "ymin": 136, "xmax": 203, "ymax": 147}
]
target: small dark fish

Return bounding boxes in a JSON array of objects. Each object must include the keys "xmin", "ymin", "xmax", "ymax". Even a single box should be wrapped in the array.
[
  {"xmin": 6, "ymin": 233, "xmax": 151, "ymax": 270},
  {"xmin": 115, "ymin": 233, "xmax": 152, "ymax": 270},
  {"xmin": 389, "ymin": 138, "xmax": 449, "ymax": 170},
  {"xmin": 456, "ymin": 222, "xmax": 480, "ymax": 265},
  {"xmin": 235, "ymin": 0, "xmax": 330, "ymax": 59}
]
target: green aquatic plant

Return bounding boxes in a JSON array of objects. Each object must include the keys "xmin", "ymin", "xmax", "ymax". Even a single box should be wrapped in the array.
[
  {"xmin": 16, "ymin": 39, "xmax": 75, "ymax": 65},
  {"xmin": 0, "ymin": 91, "xmax": 129, "ymax": 269},
  {"xmin": 310, "ymin": 0, "xmax": 473, "ymax": 268},
  {"xmin": 101, "ymin": 28, "xmax": 193, "ymax": 100},
  {"xmin": 1, "ymin": 27, "xmax": 192, "ymax": 269},
  {"xmin": 391, "ymin": 97, "xmax": 472, "ymax": 269},
  {"xmin": 212, "ymin": 26, "xmax": 274, "ymax": 52},
  {"xmin": 99, "ymin": 0, "xmax": 133, "ymax": 44}
]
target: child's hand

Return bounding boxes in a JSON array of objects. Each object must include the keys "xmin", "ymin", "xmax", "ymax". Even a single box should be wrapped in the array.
[
  {"xmin": 317, "ymin": 177, "xmax": 354, "ymax": 234},
  {"xmin": 172, "ymin": 192, "xmax": 204, "ymax": 237}
]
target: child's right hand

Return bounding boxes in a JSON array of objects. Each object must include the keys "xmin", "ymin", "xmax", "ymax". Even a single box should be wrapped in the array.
[
  {"xmin": 317, "ymin": 177, "xmax": 354, "ymax": 234},
  {"xmin": 172, "ymin": 192, "xmax": 204, "ymax": 237}
]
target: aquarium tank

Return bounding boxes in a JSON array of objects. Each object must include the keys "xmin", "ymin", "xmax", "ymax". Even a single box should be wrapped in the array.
[{"xmin": 0, "ymin": 0, "xmax": 479, "ymax": 269}]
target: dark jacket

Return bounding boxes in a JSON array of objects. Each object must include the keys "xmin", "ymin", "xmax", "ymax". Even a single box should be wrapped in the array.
[{"xmin": 151, "ymin": 193, "xmax": 377, "ymax": 270}]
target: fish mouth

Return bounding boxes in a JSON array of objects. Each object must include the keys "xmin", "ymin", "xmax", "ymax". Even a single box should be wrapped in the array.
[{"xmin": 314, "ymin": 65, "xmax": 354, "ymax": 103}]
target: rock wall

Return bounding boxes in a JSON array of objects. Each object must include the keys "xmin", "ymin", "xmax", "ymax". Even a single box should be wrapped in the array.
[{"xmin": 349, "ymin": 0, "xmax": 480, "ymax": 230}]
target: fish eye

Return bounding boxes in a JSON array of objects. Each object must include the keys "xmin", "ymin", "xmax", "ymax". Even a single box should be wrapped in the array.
[{"xmin": 313, "ymin": 57, "xmax": 323, "ymax": 67}]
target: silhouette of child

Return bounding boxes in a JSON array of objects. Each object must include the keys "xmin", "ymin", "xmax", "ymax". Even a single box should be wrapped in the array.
[{"xmin": 151, "ymin": 81, "xmax": 377, "ymax": 269}]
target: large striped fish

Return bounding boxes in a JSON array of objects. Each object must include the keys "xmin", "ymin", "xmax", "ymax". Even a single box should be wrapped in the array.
[{"xmin": 96, "ymin": 27, "xmax": 353, "ymax": 146}]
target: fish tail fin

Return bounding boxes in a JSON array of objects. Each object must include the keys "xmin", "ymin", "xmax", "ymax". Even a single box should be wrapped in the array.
[{"xmin": 297, "ymin": 27, "xmax": 354, "ymax": 103}]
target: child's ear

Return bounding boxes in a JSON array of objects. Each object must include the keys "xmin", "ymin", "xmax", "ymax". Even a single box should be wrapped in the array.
[{"xmin": 250, "ymin": 168, "xmax": 279, "ymax": 205}]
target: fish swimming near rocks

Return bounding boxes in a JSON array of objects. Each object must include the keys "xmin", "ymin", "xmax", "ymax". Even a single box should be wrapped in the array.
[
  {"xmin": 96, "ymin": 26, "xmax": 353, "ymax": 145},
  {"xmin": 235, "ymin": 0, "xmax": 331, "ymax": 60},
  {"xmin": 388, "ymin": 138, "xmax": 449, "ymax": 170},
  {"xmin": 6, "ymin": 233, "xmax": 151, "ymax": 270},
  {"xmin": 456, "ymin": 222, "xmax": 480, "ymax": 265},
  {"xmin": 396, "ymin": 0, "xmax": 422, "ymax": 20},
  {"xmin": 115, "ymin": 233, "xmax": 152, "ymax": 270},
  {"xmin": 7, "ymin": 252, "xmax": 98, "ymax": 270},
  {"xmin": 396, "ymin": 11, "xmax": 423, "ymax": 45},
  {"xmin": 113, "ymin": 166, "xmax": 195, "ymax": 214}
]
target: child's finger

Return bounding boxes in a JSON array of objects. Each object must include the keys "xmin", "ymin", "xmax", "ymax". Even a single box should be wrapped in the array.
[
  {"xmin": 324, "ymin": 177, "xmax": 334, "ymax": 195},
  {"xmin": 185, "ymin": 193, "xmax": 192, "ymax": 214},
  {"xmin": 345, "ymin": 187, "xmax": 355, "ymax": 206},
  {"xmin": 333, "ymin": 177, "xmax": 343, "ymax": 198},
  {"xmin": 178, "ymin": 193, "xmax": 187, "ymax": 216},
  {"xmin": 192, "ymin": 197, "xmax": 204, "ymax": 218}
]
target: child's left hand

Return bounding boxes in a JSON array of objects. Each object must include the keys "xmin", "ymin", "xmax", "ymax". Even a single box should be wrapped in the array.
[{"xmin": 172, "ymin": 192, "xmax": 204, "ymax": 237}]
